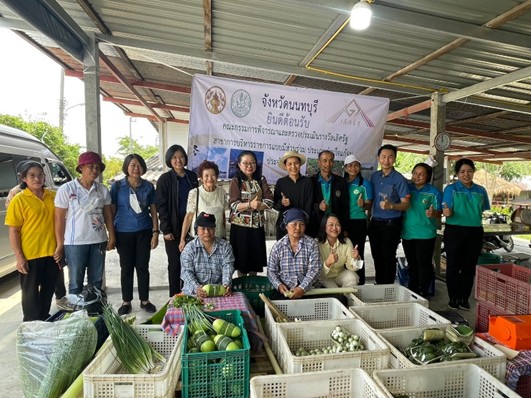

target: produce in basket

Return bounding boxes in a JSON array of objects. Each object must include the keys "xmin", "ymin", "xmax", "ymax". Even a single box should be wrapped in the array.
[
  {"xmin": 403, "ymin": 328, "xmax": 476, "ymax": 365},
  {"xmin": 102, "ymin": 304, "xmax": 165, "ymax": 373},
  {"xmin": 295, "ymin": 326, "xmax": 364, "ymax": 356},
  {"xmin": 17, "ymin": 311, "xmax": 97, "ymax": 398}
]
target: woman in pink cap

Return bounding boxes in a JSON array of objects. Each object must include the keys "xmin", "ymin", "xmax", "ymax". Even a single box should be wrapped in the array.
[{"xmin": 54, "ymin": 151, "xmax": 116, "ymax": 294}]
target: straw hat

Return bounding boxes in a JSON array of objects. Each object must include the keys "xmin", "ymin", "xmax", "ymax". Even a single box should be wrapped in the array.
[{"xmin": 278, "ymin": 151, "xmax": 306, "ymax": 170}]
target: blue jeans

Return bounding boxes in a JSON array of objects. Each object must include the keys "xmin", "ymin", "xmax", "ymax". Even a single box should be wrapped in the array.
[{"xmin": 64, "ymin": 242, "xmax": 107, "ymax": 294}]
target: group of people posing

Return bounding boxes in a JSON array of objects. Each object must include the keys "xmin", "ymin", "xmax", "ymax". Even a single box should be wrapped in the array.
[{"xmin": 5, "ymin": 142, "xmax": 489, "ymax": 321}]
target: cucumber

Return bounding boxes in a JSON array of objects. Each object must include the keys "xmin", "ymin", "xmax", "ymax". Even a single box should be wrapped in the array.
[
  {"xmin": 212, "ymin": 318, "xmax": 241, "ymax": 338},
  {"xmin": 203, "ymin": 284, "xmax": 226, "ymax": 297}
]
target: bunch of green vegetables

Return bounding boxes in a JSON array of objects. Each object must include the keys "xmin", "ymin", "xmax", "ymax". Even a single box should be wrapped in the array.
[
  {"xmin": 182, "ymin": 303, "xmax": 243, "ymax": 353},
  {"xmin": 403, "ymin": 328, "xmax": 476, "ymax": 365},
  {"xmin": 102, "ymin": 304, "xmax": 165, "ymax": 374}
]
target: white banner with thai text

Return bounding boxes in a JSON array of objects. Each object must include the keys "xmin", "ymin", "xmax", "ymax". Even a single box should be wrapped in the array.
[{"xmin": 188, "ymin": 75, "xmax": 389, "ymax": 183}]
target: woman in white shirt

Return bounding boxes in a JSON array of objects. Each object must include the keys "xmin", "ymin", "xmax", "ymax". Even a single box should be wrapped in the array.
[
  {"xmin": 179, "ymin": 160, "xmax": 228, "ymax": 251},
  {"xmin": 317, "ymin": 213, "xmax": 363, "ymax": 288}
]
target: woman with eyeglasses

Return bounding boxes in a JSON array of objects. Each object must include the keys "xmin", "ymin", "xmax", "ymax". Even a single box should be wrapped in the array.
[
  {"xmin": 156, "ymin": 145, "xmax": 198, "ymax": 296},
  {"xmin": 229, "ymin": 151, "xmax": 273, "ymax": 276},
  {"xmin": 179, "ymin": 160, "xmax": 228, "ymax": 250},
  {"xmin": 5, "ymin": 161, "xmax": 60, "ymax": 321},
  {"xmin": 55, "ymin": 151, "xmax": 116, "ymax": 295},
  {"xmin": 110, "ymin": 154, "xmax": 158, "ymax": 315}
]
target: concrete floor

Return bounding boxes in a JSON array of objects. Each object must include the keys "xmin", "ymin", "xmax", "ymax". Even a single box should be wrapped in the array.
[{"xmin": 1, "ymin": 236, "xmax": 529, "ymax": 397}]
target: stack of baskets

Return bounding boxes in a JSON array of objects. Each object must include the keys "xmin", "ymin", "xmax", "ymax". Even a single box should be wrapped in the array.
[
  {"xmin": 475, "ymin": 262, "xmax": 531, "ymax": 332},
  {"xmin": 255, "ymin": 282, "xmax": 517, "ymax": 398},
  {"xmin": 474, "ymin": 262, "xmax": 531, "ymax": 396}
]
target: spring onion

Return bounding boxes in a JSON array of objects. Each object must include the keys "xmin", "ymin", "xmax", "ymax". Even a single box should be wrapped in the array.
[{"xmin": 102, "ymin": 304, "xmax": 165, "ymax": 374}]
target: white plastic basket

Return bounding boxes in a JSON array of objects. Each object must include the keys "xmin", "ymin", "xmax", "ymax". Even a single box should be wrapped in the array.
[
  {"xmin": 264, "ymin": 298, "xmax": 354, "ymax": 356},
  {"xmin": 275, "ymin": 318, "xmax": 389, "ymax": 374},
  {"xmin": 377, "ymin": 326, "xmax": 507, "ymax": 380},
  {"xmin": 250, "ymin": 368, "xmax": 387, "ymax": 398},
  {"xmin": 347, "ymin": 284, "xmax": 429, "ymax": 307},
  {"xmin": 373, "ymin": 363, "xmax": 520, "ymax": 398},
  {"xmin": 83, "ymin": 325, "xmax": 183, "ymax": 398},
  {"xmin": 349, "ymin": 302, "xmax": 451, "ymax": 331}
]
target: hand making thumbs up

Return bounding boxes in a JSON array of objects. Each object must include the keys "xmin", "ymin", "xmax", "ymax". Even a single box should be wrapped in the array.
[
  {"xmin": 380, "ymin": 197, "xmax": 392, "ymax": 210},
  {"xmin": 426, "ymin": 204, "xmax": 434, "ymax": 218},
  {"xmin": 281, "ymin": 192, "xmax": 290, "ymax": 207},
  {"xmin": 442, "ymin": 202, "xmax": 453, "ymax": 217},
  {"xmin": 352, "ymin": 244, "xmax": 360, "ymax": 260},
  {"xmin": 319, "ymin": 199, "xmax": 329, "ymax": 212},
  {"xmin": 357, "ymin": 193, "xmax": 364, "ymax": 207}
]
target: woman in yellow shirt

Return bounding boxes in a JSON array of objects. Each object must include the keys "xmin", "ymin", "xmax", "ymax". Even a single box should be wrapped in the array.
[
  {"xmin": 5, "ymin": 161, "xmax": 60, "ymax": 321},
  {"xmin": 317, "ymin": 213, "xmax": 363, "ymax": 288}
]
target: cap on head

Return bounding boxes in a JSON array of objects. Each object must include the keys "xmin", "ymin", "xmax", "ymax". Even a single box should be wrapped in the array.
[
  {"xmin": 196, "ymin": 212, "xmax": 216, "ymax": 228},
  {"xmin": 17, "ymin": 160, "xmax": 43, "ymax": 176},
  {"xmin": 278, "ymin": 151, "xmax": 306, "ymax": 170},
  {"xmin": 282, "ymin": 208, "xmax": 308, "ymax": 226},
  {"xmin": 343, "ymin": 154, "xmax": 361, "ymax": 168},
  {"xmin": 76, "ymin": 151, "xmax": 106, "ymax": 173}
]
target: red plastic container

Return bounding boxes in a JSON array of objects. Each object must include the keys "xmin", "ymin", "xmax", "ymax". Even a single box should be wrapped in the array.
[
  {"xmin": 475, "ymin": 263, "xmax": 531, "ymax": 314},
  {"xmin": 475, "ymin": 300, "xmax": 506, "ymax": 333}
]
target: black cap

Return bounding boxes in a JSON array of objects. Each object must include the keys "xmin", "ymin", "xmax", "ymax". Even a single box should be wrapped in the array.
[{"xmin": 196, "ymin": 212, "xmax": 216, "ymax": 228}]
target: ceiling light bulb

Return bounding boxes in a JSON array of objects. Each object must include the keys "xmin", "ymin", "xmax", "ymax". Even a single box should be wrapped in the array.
[{"xmin": 350, "ymin": 0, "xmax": 372, "ymax": 31}]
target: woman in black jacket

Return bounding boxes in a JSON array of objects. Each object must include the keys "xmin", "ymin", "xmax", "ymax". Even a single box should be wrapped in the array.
[{"xmin": 156, "ymin": 145, "xmax": 198, "ymax": 296}]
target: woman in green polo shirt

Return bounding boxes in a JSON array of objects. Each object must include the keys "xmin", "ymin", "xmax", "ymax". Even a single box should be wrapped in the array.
[
  {"xmin": 442, "ymin": 159, "xmax": 490, "ymax": 311},
  {"xmin": 401, "ymin": 163, "xmax": 442, "ymax": 298}
]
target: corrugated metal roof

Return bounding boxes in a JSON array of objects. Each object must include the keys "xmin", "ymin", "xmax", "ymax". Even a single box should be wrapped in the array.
[{"xmin": 0, "ymin": 0, "xmax": 530, "ymax": 162}]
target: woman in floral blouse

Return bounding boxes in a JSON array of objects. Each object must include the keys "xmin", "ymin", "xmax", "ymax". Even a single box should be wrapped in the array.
[{"xmin": 229, "ymin": 151, "xmax": 273, "ymax": 276}]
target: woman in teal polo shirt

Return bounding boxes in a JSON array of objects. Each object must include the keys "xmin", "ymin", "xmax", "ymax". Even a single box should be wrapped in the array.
[
  {"xmin": 443, "ymin": 159, "xmax": 490, "ymax": 311},
  {"xmin": 401, "ymin": 163, "xmax": 442, "ymax": 298},
  {"xmin": 343, "ymin": 154, "xmax": 373, "ymax": 285}
]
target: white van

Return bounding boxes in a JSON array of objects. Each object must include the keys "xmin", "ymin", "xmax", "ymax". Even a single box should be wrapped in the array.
[{"xmin": 0, "ymin": 124, "xmax": 73, "ymax": 278}]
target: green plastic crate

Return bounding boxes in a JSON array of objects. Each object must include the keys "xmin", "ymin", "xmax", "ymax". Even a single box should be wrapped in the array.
[
  {"xmin": 477, "ymin": 252, "xmax": 503, "ymax": 265},
  {"xmin": 181, "ymin": 310, "xmax": 250, "ymax": 398},
  {"xmin": 231, "ymin": 276, "xmax": 275, "ymax": 317}
]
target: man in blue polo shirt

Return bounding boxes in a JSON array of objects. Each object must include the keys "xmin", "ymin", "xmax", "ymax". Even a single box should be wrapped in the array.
[{"xmin": 369, "ymin": 144, "xmax": 410, "ymax": 284}]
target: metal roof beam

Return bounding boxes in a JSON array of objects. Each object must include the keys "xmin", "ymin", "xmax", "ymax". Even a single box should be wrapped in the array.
[
  {"xmin": 443, "ymin": 64, "xmax": 531, "ymax": 103},
  {"xmin": 1, "ymin": 0, "xmax": 89, "ymax": 62},
  {"xmin": 371, "ymin": 3, "xmax": 531, "ymax": 49},
  {"xmin": 102, "ymin": 96, "xmax": 189, "ymax": 113},
  {"xmin": 387, "ymin": 100, "xmax": 432, "ymax": 121},
  {"xmin": 388, "ymin": 119, "xmax": 531, "ymax": 145},
  {"xmin": 96, "ymin": 33, "xmax": 531, "ymax": 115},
  {"xmin": 99, "ymin": 53, "xmax": 163, "ymax": 122},
  {"xmin": 64, "ymin": 69, "xmax": 192, "ymax": 94}
]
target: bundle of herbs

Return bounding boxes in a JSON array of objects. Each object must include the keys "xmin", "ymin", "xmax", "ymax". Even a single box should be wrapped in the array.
[{"xmin": 102, "ymin": 304, "xmax": 165, "ymax": 374}]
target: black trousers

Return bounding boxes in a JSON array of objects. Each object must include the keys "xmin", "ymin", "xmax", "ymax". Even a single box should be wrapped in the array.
[
  {"xmin": 20, "ymin": 256, "xmax": 59, "ymax": 321},
  {"xmin": 368, "ymin": 218, "xmax": 402, "ymax": 284},
  {"xmin": 164, "ymin": 238, "xmax": 182, "ymax": 296},
  {"xmin": 345, "ymin": 218, "xmax": 368, "ymax": 285},
  {"xmin": 402, "ymin": 237, "xmax": 436, "ymax": 297},
  {"xmin": 444, "ymin": 224, "xmax": 483, "ymax": 301},
  {"xmin": 116, "ymin": 229, "xmax": 152, "ymax": 302}
]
